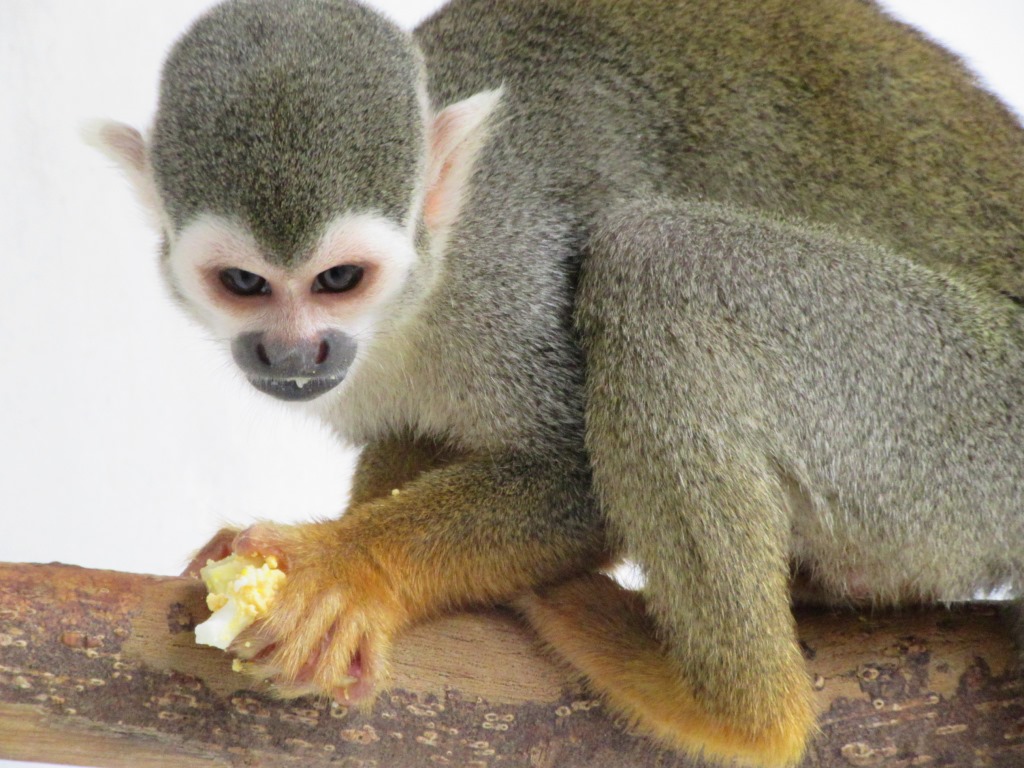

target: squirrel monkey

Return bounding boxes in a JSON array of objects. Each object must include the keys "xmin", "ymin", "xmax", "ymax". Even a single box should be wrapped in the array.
[{"xmin": 91, "ymin": 0, "xmax": 1024, "ymax": 764}]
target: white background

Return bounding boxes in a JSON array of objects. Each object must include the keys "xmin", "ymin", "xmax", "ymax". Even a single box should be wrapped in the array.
[{"xmin": 1, "ymin": 2, "xmax": 1022, "ymax": 767}]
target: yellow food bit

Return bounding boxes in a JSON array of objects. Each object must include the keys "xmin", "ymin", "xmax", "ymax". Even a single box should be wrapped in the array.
[
  {"xmin": 231, "ymin": 658, "xmax": 245, "ymax": 673},
  {"xmin": 391, "ymin": 488, "xmax": 401, "ymax": 496},
  {"xmin": 194, "ymin": 553, "xmax": 286, "ymax": 650}
]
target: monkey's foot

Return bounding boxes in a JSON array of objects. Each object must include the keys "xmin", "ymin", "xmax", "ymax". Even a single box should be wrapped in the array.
[{"xmin": 209, "ymin": 522, "xmax": 405, "ymax": 704}]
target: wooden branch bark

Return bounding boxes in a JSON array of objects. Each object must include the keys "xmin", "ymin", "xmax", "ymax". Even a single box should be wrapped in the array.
[{"xmin": 1, "ymin": 562, "xmax": 1023, "ymax": 768}]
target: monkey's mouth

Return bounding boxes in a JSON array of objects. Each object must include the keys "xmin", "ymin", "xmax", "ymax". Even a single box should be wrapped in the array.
[{"xmin": 248, "ymin": 376, "xmax": 343, "ymax": 402}]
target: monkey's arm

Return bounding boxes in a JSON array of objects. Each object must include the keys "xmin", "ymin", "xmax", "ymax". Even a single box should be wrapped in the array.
[
  {"xmin": 224, "ymin": 452, "xmax": 607, "ymax": 701},
  {"xmin": 348, "ymin": 433, "xmax": 461, "ymax": 506},
  {"xmin": 183, "ymin": 435, "xmax": 461, "ymax": 577}
]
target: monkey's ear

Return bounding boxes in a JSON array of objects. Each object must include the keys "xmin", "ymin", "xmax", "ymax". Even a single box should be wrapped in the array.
[
  {"xmin": 423, "ymin": 88, "xmax": 503, "ymax": 235},
  {"xmin": 84, "ymin": 120, "xmax": 164, "ymax": 225}
]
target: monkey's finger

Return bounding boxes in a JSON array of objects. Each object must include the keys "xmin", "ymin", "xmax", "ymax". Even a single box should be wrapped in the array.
[
  {"xmin": 228, "ymin": 623, "xmax": 277, "ymax": 662},
  {"xmin": 231, "ymin": 523, "xmax": 293, "ymax": 571},
  {"xmin": 327, "ymin": 628, "xmax": 378, "ymax": 705},
  {"xmin": 181, "ymin": 526, "xmax": 240, "ymax": 577}
]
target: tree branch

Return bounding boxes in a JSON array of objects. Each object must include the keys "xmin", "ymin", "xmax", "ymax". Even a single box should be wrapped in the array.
[{"xmin": 1, "ymin": 562, "xmax": 1022, "ymax": 767}]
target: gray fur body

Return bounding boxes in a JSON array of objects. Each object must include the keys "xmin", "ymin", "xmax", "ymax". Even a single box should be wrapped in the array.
[
  {"xmin": 143, "ymin": 0, "xmax": 1024, "ymax": 758},
  {"xmin": 582, "ymin": 201, "xmax": 1024, "ymax": 609},
  {"xmin": 382, "ymin": 0, "xmax": 1024, "ymax": 604}
]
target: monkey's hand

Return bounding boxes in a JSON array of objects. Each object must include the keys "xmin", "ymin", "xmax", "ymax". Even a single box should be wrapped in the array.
[
  {"xmin": 211, "ymin": 521, "xmax": 405, "ymax": 703},
  {"xmin": 185, "ymin": 449, "xmax": 602, "ymax": 704}
]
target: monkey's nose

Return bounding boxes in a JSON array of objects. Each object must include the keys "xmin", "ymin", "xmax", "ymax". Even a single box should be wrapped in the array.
[
  {"xmin": 231, "ymin": 330, "xmax": 357, "ymax": 401},
  {"xmin": 253, "ymin": 337, "xmax": 319, "ymax": 371}
]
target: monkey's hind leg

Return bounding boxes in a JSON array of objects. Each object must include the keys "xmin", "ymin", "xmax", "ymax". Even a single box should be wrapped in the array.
[
  {"xmin": 524, "ymin": 200, "xmax": 822, "ymax": 766},
  {"xmin": 518, "ymin": 574, "xmax": 812, "ymax": 766}
]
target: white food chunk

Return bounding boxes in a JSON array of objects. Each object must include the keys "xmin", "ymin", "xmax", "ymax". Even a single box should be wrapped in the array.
[{"xmin": 194, "ymin": 554, "xmax": 286, "ymax": 650}]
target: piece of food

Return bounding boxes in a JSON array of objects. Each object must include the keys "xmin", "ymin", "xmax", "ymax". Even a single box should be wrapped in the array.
[{"xmin": 194, "ymin": 553, "xmax": 286, "ymax": 650}]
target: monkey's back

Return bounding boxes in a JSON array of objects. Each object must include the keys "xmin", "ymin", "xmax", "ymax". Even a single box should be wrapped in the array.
[{"xmin": 417, "ymin": 0, "xmax": 1024, "ymax": 301}]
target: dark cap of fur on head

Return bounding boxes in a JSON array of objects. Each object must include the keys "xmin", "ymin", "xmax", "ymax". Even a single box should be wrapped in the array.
[{"xmin": 151, "ymin": 0, "xmax": 426, "ymax": 263}]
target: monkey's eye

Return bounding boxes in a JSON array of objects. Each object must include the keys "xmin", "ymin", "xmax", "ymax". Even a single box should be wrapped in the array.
[
  {"xmin": 219, "ymin": 268, "xmax": 270, "ymax": 297},
  {"xmin": 313, "ymin": 265, "xmax": 364, "ymax": 294}
]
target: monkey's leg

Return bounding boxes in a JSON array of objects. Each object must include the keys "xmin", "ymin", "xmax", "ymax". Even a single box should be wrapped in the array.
[
  {"xmin": 517, "ymin": 573, "xmax": 814, "ymax": 764},
  {"xmin": 526, "ymin": 200, "xmax": 825, "ymax": 766},
  {"xmin": 220, "ymin": 452, "xmax": 608, "ymax": 701},
  {"xmin": 520, "ymin": 571, "xmax": 812, "ymax": 766}
]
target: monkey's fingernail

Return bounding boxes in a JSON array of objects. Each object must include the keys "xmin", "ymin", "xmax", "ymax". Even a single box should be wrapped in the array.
[{"xmin": 333, "ymin": 679, "xmax": 359, "ymax": 702}]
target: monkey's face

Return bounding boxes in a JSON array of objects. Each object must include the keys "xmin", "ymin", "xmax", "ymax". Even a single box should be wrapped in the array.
[
  {"xmin": 91, "ymin": 0, "xmax": 499, "ymax": 408},
  {"xmin": 166, "ymin": 212, "xmax": 418, "ymax": 402}
]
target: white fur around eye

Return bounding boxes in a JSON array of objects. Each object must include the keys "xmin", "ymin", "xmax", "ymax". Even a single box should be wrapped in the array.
[
  {"xmin": 165, "ymin": 212, "xmax": 420, "ymax": 350},
  {"xmin": 167, "ymin": 214, "xmax": 266, "ymax": 338},
  {"xmin": 312, "ymin": 212, "xmax": 419, "ymax": 313}
]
